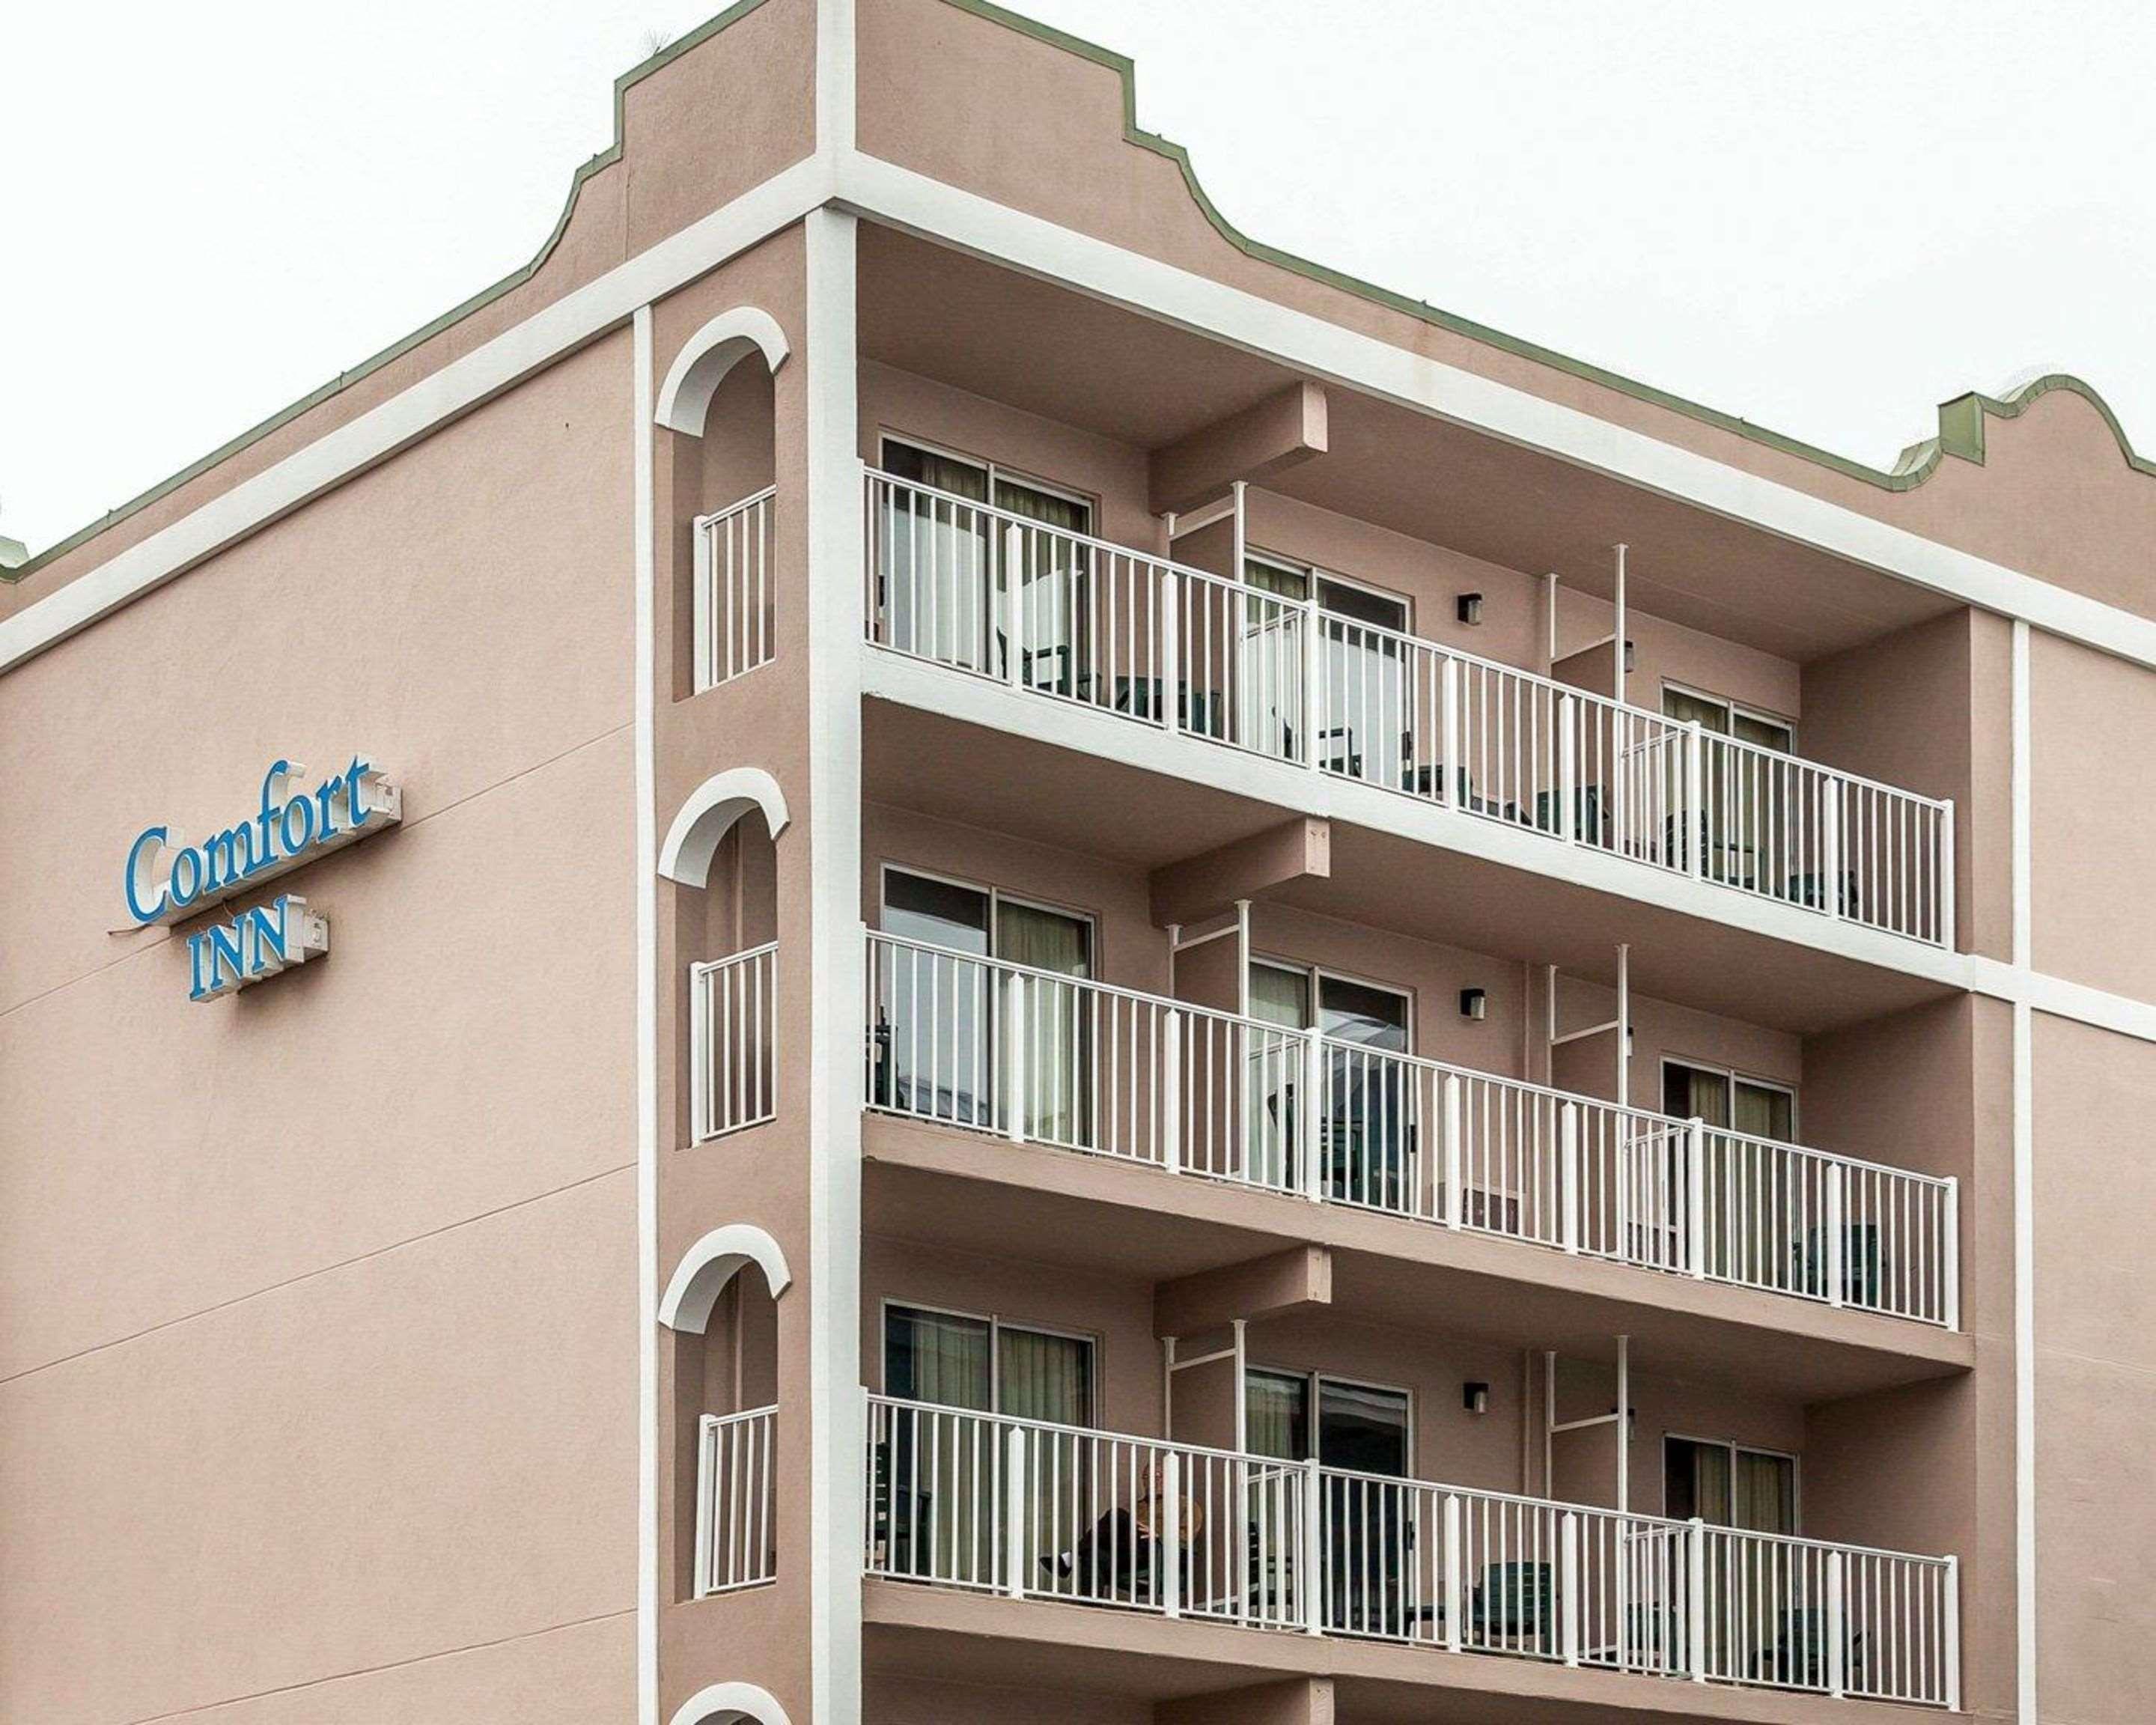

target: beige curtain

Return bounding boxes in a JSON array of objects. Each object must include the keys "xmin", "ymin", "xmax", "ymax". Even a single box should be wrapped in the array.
[
  {"xmin": 1245, "ymin": 965, "xmax": 1309, "ymax": 1189},
  {"xmin": 997, "ymin": 902, "xmax": 1091, "ymax": 1146},
  {"xmin": 1735, "ymin": 1450, "xmax": 1796, "ymax": 1535},
  {"xmin": 998, "ymin": 1327, "xmax": 1091, "ymax": 1427},
  {"xmin": 1245, "ymin": 1370, "xmax": 1308, "ymax": 1461}
]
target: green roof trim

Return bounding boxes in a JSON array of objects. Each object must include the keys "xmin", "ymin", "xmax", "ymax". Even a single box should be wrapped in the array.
[
  {"xmin": 940, "ymin": 0, "xmax": 2155, "ymax": 496},
  {"xmin": 5, "ymin": 0, "xmax": 777, "ymax": 584},
  {"xmin": 10, "ymin": 0, "xmax": 2149, "ymax": 585}
]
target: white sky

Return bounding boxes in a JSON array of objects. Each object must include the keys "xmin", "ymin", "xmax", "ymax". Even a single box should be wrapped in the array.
[{"xmin": 3, "ymin": 0, "xmax": 2152, "ymax": 558}]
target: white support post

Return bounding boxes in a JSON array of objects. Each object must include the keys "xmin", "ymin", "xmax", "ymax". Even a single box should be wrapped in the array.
[
  {"xmin": 1944, "ymin": 1175, "xmax": 1962, "ymax": 1329},
  {"xmin": 1235, "ymin": 900, "xmax": 1252, "ymax": 1018},
  {"xmin": 1160, "ymin": 1452, "xmax": 1183, "ymax": 1619},
  {"xmin": 1820, "ymin": 780, "xmax": 1844, "ymax": 920},
  {"xmin": 1687, "ymin": 1518, "xmax": 1708, "ymax": 1682},
  {"xmin": 1005, "ymin": 975, "xmax": 1028, "ymax": 1144},
  {"xmin": 691, "ymin": 514, "xmax": 713, "ymax": 692},
  {"xmin": 1003, "ymin": 1425, "xmax": 1028, "ymax": 1598},
  {"xmin": 692, "ymin": 1416, "xmax": 716, "ymax": 1599},
  {"xmin": 1303, "ymin": 596, "xmax": 1323, "ymax": 772},
  {"xmin": 1443, "ymin": 1493, "xmax": 1464, "ymax": 1652},
  {"xmin": 1684, "ymin": 720, "xmax": 1705, "ymax": 878},
  {"xmin": 1301, "ymin": 1027, "xmax": 1324, "ymax": 1202},
  {"xmin": 1826, "ymin": 1162, "xmax": 1847, "ymax": 1307},
  {"xmin": 1939, "ymin": 800, "xmax": 1958, "ymax": 948},
  {"xmin": 1440, "ymin": 654, "xmax": 1460, "ymax": 806},
  {"xmin": 1559, "ymin": 1101, "xmax": 1581, "ymax": 1253},
  {"xmin": 1441, "ymin": 1071, "xmax": 1464, "ymax": 1229},
  {"xmin": 1301, "ymin": 1457, "xmax": 1324, "ymax": 1635},
  {"xmin": 1161, "ymin": 1008, "xmax": 1184, "ymax": 1176},
  {"xmin": 1544, "ymin": 571, "xmax": 1559, "ymax": 674},
  {"xmin": 1158, "ymin": 568, "xmax": 1181, "ymax": 737},
  {"xmin": 1615, "ymin": 1333, "xmax": 1630, "ymax": 1515},
  {"xmin": 1945, "ymin": 1554, "xmax": 1963, "ymax": 1712},
  {"xmin": 1002, "ymin": 522, "xmax": 1025, "ymax": 690},
  {"xmin": 1560, "ymin": 1512, "xmax": 1582, "ymax": 1666},
  {"xmin": 1686, "ymin": 1117, "xmax": 1708, "ymax": 1279},
  {"xmin": 1615, "ymin": 943, "xmax": 1630, "ymax": 1110},
  {"xmin": 1612, "ymin": 543, "xmax": 1628, "ymax": 704},
  {"xmin": 1826, "ymin": 1548, "xmax": 1847, "ymax": 1698},
  {"xmin": 1231, "ymin": 1320, "xmax": 1249, "ymax": 1453},
  {"xmin": 1558, "ymin": 693, "xmax": 1577, "ymax": 842}
]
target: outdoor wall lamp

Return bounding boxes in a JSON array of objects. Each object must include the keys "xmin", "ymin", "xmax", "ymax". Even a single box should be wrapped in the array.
[
  {"xmin": 1460, "ymin": 987, "xmax": 1487, "ymax": 1020},
  {"xmin": 1464, "ymin": 1382, "xmax": 1490, "ymax": 1416},
  {"xmin": 1456, "ymin": 592, "xmax": 1484, "ymax": 626}
]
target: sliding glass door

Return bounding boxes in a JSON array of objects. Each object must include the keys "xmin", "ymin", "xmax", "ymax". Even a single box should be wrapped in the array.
[
  {"xmin": 1249, "ymin": 961, "xmax": 1413, "ymax": 1205},
  {"xmin": 874, "ymin": 868, "xmax": 1094, "ymax": 1145},
  {"xmin": 878, "ymin": 439, "xmax": 1094, "ymax": 693}
]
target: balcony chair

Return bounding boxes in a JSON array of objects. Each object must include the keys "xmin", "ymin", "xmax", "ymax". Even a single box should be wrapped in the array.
[
  {"xmin": 1784, "ymin": 868, "xmax": 1860, "ymax": 916},
  {"xmin": 1750, "ymin": 1607, "xmax": 1867, "ymax": 1689},
  {"xmin": 868, "ymin": 1441, "xmax": 935, "ymax": 1579},
  {"xmin": 1532, "ymin": 783, "xmax": 1605, "ymax": 845},
  {"xmin": 1092, "ymin": 672, "xmax": 1228, "ymax": 740},
  {"xmin": 1428, "ymin": 1560, "xmax": 1554, "ymax": 1648},
  {"xmin": 1794, "ymin": 1223, "xmax": 1884, "ymax": 1308}
]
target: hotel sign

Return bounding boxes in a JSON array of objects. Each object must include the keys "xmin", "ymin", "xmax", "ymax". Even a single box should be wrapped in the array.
[{"xmin": 124, "ymin": 757, "xmax": 401, "ymax": 1001}]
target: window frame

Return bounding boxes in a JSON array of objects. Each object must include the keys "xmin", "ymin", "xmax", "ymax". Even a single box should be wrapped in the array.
[
  {"xmin": 1245, "ymin": 1363, "xmax": 1417, "ymax": 1470},
  {"xmin": 876, "ymin": 433, "xmax": 1098, "ymax": 528},
  {"xmin": 877, "ymin": 861, "xmax": 1100, "ymax": 976},
  {"xmin": 1659, "ymin": 1054, "xmax": 1800, "ymax": 1141},
  {"xmin": 1248, "ymin": 953, "xmax": 1415, "ymax": 1047},
  {"xmin": 1243, "ymin": 547, "xmax": 1413, "ymax": 634},
  {"xmin": 879, "ymin": 1295, "xmax": 1103, "ymax": 1426},
  {"xmin": 1660, "ymin": 1430, "xmax": 1803, "ymax": 1533},
  {"xmin": 1660, "ymin": 678, "xmax": 1797, "ymax": 752}
]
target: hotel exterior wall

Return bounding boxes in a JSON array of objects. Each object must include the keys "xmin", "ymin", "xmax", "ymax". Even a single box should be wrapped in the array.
[
  {"xmin": 856, "ymin": 0, "xmax": 2156, "ymax": 621},
  {"xmin": 2032, "ymin": 1013, "xmax": 2156, "ymax": 1725},
  {"xmin": 2029, "ymin": 630, "xmax": 2156, "ymax": 998},
  {"xmin": 0, "ymin": 333, "xmax": 642, "ymax": 1713}
]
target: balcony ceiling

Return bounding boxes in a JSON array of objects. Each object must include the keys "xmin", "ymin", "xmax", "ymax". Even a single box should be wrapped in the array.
[
  {"xmin": 865, "ymin": 701, "xmax": 1960, "ymax": 1039},
  {"xmin": 862, "ymin": 224, "xmax": 1958, "ymax": 665}
]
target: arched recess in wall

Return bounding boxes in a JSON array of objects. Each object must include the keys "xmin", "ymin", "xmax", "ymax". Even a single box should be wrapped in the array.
[
  {"xmin": 666, "ymin": 1680, "xmax": 794, "ymax": 1725},
  {"xmin": 663, "ymin": 767, "xmax": 789, "ymax": 1146},
  {"xmin": 662, "ymin": 1226, "xmax": 793, "ymax": 1602},
  {"xmin": 657, "ymin": 307, "xmax": 788, "ymax": 695}
]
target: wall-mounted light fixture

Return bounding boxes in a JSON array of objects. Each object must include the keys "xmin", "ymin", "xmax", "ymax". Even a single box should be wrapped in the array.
[
  {"xmin": 1460, "ymin": 987, "xmax": 1487, "ymax": 1020},
  {"xmin": 1464, "ymin": 1381, "xmax": 1490, "ymax": 1416},
  {"xmin": 1624, "ymin": 639, "xmax": 1636, "ymax": 672},
  {"xmin": 1457, "ymin": 592, "xmax": 1484, "ymax": 626}
]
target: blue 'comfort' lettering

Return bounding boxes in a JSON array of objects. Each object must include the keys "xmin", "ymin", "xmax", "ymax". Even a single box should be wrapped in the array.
[{"xmin": 124, "ymin": 756, "xmax": 383, "ymax": 925}]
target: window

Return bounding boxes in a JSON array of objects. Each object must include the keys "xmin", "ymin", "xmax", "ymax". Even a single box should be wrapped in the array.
[
  {"xmin": 1664, "ymin": 1435, "xmax": 1797, "ymax": 1536},
  {"xmin": 1246, "ymin": 1369, "xmax": 1411, "ymax": 1475},
  {"xmin": 1249, "ymin": 961, "xmax": 1413, "ymax": 1205},
  {"xmin": 1661, "ymin": 685, "xmax": 1794, "ymax": 753},
  {"xmin": 1244, "ymin": 553, "xmax": 1412, "ymax": 782},
  {"xmin": 883, "ymin": 1303, "xmax": 1095, "ymax": 1426},
  {"xmin": 1663, "ymin": 1059, "xmax": 1796, "ymax": 1142},
  {"xmin": 879, "ymin": 438, "xmax": 1095, "ymax": 693},
  {"xmin": 874, "ymin": 868, "xmax": 1094, "ymax": 1141},
  {"xmin": 1243, "ymin": 553, "xmax": 1408, "ymax": 630}
]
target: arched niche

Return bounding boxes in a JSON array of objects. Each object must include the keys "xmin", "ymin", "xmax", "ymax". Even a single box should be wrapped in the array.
[
  {"xmin": 658, "ymin": 308, "xmax": 787, "ymax": 694},
  {"xmin": 663, "ymin": 1226, "xmax": 791, "ymax": 1601},
  {"xmin": 666, "ymin": 1681, "xmax": 794, "ymax": 1725}
]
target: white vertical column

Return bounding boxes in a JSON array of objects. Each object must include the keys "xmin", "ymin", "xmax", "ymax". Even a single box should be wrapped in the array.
[
  {"xmin": 1612, "ymin": 543, "xmax": 1627, "ymax": 704},
  {"xmin": 1614, "ymin": 942, "xmax": 1630, "ymax": 1110},
  {"xmin": 2011, "ymin": 614, "xmax": 2035, "ymax": 1725},
  {"xmin": 806, "ymin": 203, "xmax": 865, "ymax": 1725},
  {"xmin": 632, "ymin": 304, "xmax": 662, "ymax": 1725}
]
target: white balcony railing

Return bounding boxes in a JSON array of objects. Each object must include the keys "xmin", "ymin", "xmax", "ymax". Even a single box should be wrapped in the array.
[
  {"xmin": 695, "ymin": 484, "xmax": 776, "ymax": 690},
  {"xmin": 865, "ymin": 931, "xmax": 1959, "ymax": 1327},
  {"xmin": 864, "ymin": 469, "xmax": 1956, "ymax": 947},
  {"xmin": 691, "ymin": 941, "xmax": 778, "ymax": 1142},
  {"xmin": 864, "ymin": 1396, "xmax": 1960, "ymax": 1709},
  {"xmin": 695, "ymin": 1405, "xmax": 778, "ymax": 1595}
]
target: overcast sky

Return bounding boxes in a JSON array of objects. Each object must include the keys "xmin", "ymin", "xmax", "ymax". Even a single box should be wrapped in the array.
[{"xmin": 3, "ymin": 0, "xmax": 2151, "ymax": 558}]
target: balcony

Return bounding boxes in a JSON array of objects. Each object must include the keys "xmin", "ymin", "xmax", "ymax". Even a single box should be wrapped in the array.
[
  {"xmin": 693, "ymin": 484, "xmax": 777, "ymax": 691},
  {"xmin": 689, "ymin": 940, "xmax": 778, "ymax": 1143},
  {"xmin": 864, "ymin": 1395, "xmax": 1960, "ymax": 1709},
  {"xmin": 862, "ymin": 468, "xmax": 1955, "ymax": 949},
  {"xmin": 862, "ymin": 930, "xmax": 1959, "ymax": 1329}
]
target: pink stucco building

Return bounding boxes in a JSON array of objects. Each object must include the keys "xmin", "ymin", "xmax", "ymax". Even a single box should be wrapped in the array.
[{"xmin": 4, "ymin": 4, "xmax": 2150, "ymax": 1723}]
